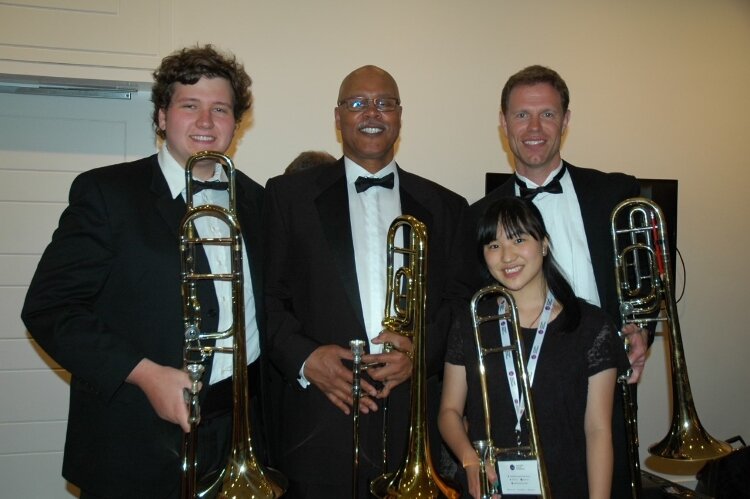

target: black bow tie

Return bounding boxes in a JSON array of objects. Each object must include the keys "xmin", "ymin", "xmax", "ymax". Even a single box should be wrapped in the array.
[
  {"xmin": 355, "ymin": 172, "xmax": 395, "ymax": 193},
  {"xmin": 515, "ymin": 166, "xmax": 566, "ymax": 200},
  {"xmin": 192, "ymin": 180, "xmax": 229, "ymax": 193}
]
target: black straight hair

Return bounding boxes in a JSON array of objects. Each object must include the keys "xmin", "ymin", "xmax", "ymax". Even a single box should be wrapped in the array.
[{"xmin": 477, "ymin": 197, "xmax": 581, "ymax": 331}]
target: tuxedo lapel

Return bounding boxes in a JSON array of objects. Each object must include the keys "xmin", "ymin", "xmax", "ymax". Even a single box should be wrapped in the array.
[
  {"xmin": 398, "ymin": 169, "xmax": 443, "ymax": 316},
  {"xmin": 314, "ymin": 164, "xmax": 366, "ymax": 330},
  {"xmin": 399, "ymin": 170, "xmax": 433, "ymax": 232},
  {"xmin": 235, "ymin": 180, "xmax": 264, "ymax": 301},
  {"xmin": 566, "ymin": 162, "xmax": 599, "ymax": 245},
  {"xmin": 150, "ymin": 157, "xmax": 187, "ymax": 239},
  {"xmin": 498, "ymin": 175, "xmax": 516, "ymax": 197},
  {"xmin": 566, "ymin": 162, "xmax": 609, "ymax": 306}
]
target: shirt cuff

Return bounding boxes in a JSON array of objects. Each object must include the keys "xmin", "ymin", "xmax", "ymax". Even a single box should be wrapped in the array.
[{"xmin": 297, "ymin": 361, "xmax": 310, "ymax": 388}]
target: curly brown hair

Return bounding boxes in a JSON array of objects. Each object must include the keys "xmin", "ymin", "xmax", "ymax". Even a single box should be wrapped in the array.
[{"xmin": 151, "ymin": 44, "xmax": 252, "ymax": 139}]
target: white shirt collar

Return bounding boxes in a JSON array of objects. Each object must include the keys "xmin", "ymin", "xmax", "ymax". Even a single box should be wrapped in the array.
[
  {"xmin": 344, "ymin": 157, "xmax": 398, "ymax": 187},
  {"xmin": 515, "ymin": 160, "xmax": 564, "ymax": 188},
  {"xmin": 158, "ymin": 145, "xmax": 226, "ymax": 200}
]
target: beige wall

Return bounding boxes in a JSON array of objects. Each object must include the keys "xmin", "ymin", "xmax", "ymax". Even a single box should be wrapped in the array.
[{"xmin": 173, "ymin": 0, "xmax": 750, "ymax": 481}]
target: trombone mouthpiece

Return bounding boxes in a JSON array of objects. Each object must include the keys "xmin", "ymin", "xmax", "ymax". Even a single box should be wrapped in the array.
[{"xmin": 350, "ymin": 339, "xmax": 365, "ymax": 360}]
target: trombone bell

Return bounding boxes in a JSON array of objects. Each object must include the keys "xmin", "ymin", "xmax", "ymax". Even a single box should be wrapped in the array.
[{"xmin": 650, "ymin": 419, "xmax": 733, "ymax": 461}]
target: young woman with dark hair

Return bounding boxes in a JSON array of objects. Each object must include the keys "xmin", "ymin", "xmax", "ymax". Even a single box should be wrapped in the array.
[{"xmin": 439, "ymin": 197, "xmax": 628, "ymax": 499}]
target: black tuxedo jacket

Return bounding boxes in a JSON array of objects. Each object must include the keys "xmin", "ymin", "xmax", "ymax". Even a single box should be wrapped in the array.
[
  {"xmin": 467, "ymin": 161, "xmax": 639, "ymax": 327},
  {"xmin": 21, "ymin": 154, "xmax": 267, "ymax": 498},
  {"xmin": 263, "ymin": 159, "xmax": 467, "ymax": 487}
]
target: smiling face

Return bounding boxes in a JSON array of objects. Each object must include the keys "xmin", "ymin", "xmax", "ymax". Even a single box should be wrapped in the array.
[
  {"xmin": 483, "ymin": 223, "xmax": 548, "ymax": 299},
  {"xmin": 500, "ymin": 82, "xmax": 570, "ymax": 184},
  {"xmin": 157, "ymin": 76, "xmax": 236, "ymax": 171},
  {"xmin": 334, "ymin": 66, "xmax": 402, "ymax": 174}
]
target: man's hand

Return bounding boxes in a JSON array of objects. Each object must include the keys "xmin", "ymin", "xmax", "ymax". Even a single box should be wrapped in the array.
[
  {"xmin": 366, "ymin": 330, "xmax": 414, "ymax": 398},
  {"xmin": 622, "ymin": 323, "xmax": 648, "ymax": 384},
  {"xmin": 304, "ymin": 345, "xmax": 379, "ymax": 415},
  {"xmin": 126, "ymin": 358, "xmax": 192, "ymax": 432}
]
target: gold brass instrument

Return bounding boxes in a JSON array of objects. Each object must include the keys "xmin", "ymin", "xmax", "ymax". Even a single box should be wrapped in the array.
[
  {"xmin": 611, "ymin": 197, "xmax": 732, "ymax": 466},
  {"xmin": 180, "ymin": 151, "xmax": 286, "ymax": 499},
  {"xmin": 470, "ymin": 285, "xmax": 551, "ymax": 499},
  {"xmin": 370, "ymin": 215, "xmax": 459, "ymax": 498}
]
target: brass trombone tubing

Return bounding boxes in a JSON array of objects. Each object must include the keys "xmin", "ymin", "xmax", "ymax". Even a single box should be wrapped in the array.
[
  {"xmin": 179, "ymin": 151, "xmax": 285, "ymax": 499},
  {"xmin": 370, "ymin": 215, "xmax": 459, "ymax": 499},
  {"xmin": 470, "ymin": 285, "xmax": 552, "ymax": 499}
]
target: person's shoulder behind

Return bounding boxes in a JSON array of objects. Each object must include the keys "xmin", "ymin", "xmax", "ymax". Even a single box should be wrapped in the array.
[
  {"xmin": 265, "ymin": 159, "xmax": 341, "ymax": 193},
  {"xmin": 566, "ymin": 162, "xmax": 639, "ymax": 193},
  {"xmin": 576, "ymin": 298, "xmax": 620, "ymax": 341},
  {"xmin": 235, "ymin": 167, "xmax": 264, "ymax": 196},
  {"xmin": 69, "ymin": 154, "xmax": 159, "ymax": 196},
  {"xmin": 575, "ymin": 298, "xmax": 629, "ymax": 371},
  {"xmin": 577, "ymin": 298, "xmax": 614, "ymax": 321},
  {"xmin": 78, "ymin": 154, "xmax": 157, "ymax": 179}
]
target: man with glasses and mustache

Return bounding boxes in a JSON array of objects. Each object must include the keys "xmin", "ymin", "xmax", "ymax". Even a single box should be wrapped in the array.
[{"xmin": 263, "ymin": 65, "xmax": 467, "ymax": 497}]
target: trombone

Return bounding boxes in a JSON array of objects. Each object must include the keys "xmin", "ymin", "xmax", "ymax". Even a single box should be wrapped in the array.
[
  {"xmin": 611, "ymin": 198, "xmax": 731, "ymax": 478},
  {"xmin": 470, "ymin": 285, "xmax": 551, "ymax": 499},
  {"xmin": 369, "ymin": 215, "xmax": 459, "ymax": 498},
  {"xmin": 180, "ymin": 151, "xmax": 286, "ymax": 499}
]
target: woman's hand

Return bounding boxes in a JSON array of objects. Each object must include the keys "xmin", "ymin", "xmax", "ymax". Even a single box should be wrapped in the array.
[{"xmin": 465, "ymin": 460, "xmax": 501, "ymax": 499}]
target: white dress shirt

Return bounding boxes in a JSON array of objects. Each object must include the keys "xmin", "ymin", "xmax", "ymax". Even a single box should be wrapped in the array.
[
  {"xmin": 345, "ymin": 157, "xmax": 402, "ymax": 354},
  {"xmin": 515, "ymin": 162, "xmax": 601, "ymax": 307}
]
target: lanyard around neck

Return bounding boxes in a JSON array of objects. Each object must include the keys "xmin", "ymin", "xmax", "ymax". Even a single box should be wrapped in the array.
[{"xmin": 497, "ymin": 289, "xmax": 555, "ymax": 433}]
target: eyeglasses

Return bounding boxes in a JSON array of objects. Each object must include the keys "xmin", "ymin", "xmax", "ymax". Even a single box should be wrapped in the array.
[{"xmin": 337, "ymin": 97, "xmax": 400, "ymax": 112}]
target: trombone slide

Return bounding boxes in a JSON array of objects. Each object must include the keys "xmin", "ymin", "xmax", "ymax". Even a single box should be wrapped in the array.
[
  {"xmin": 179, "ymin": 151, "xmax": 286, "ymax": 498},
  {"xmin": 470, "ymin": 285, "xmax": 552, "ymax": 499},
  {"xmin": 369, "ymin": 215, "xmax": 459, "ymax": 499}
]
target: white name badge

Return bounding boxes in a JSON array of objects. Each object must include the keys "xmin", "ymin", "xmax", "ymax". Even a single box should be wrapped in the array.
[{"xmin": 496, "ymin": 459, "xmax": 543, "ymax": 495}]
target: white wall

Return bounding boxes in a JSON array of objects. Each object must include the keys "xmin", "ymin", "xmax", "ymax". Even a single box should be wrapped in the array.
[{"xmin": 2, "ymin": 0, "xmax": 749, "ymax": 496}]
